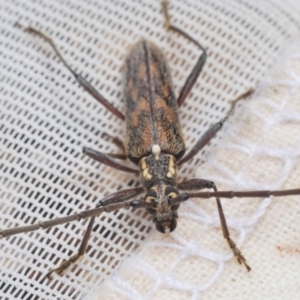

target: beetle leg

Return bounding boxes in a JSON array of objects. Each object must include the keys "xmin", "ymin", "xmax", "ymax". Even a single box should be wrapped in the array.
[
  {"xmin": 0, "ymin": 188, "xmax": 144, "ymax": 278},
  {"xmin": 215, "ymin": 189, "xmax": 251, "ymax": 272},
  {"xmin": 101, "ymin": 132, "xmax": 126, "ymax": 153},
  {"xmin": 162, "ymin": 1, "xmax": 207, "ymax": 107},
  {"xmin": 106, "ymin": 153, "xmax": 128, "ymax": 160},
  {"xmin": 45, "ymin": 189, "xmax": 144, "ymax": 278},
  {"xmin": 83, "ymin": 147, "xmax": 138, "ymax": 174},
  {"xmin": 0, "ymin": 188, "xmax": 144, "ymax": 239},
  {"xmin": 45, "ymin": 216, "xmax": 96, "ymax": 278},
  {"xmin": 15, "ymin": 22, "xmax": 125, "ymax": 120},
  {"xmin": 177, "ymin": 121, "xmax": 224, "ymax": 166},
  {"xmin": 101, "ymin": 132, "xmax": 127, "ymax": 160},
  {"xmin": 46, "ymin": 188, "xmax": 143, "ymax": 278},
  {"xmin": 177, "ymin": 179, "xmax": 251, "ymax": 271},
  {"xmin": 178, "ymin": 88, "xmax": 254, "ymax": 165}
]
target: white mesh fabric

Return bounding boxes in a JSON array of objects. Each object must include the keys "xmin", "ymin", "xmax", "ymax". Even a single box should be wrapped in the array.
[
  {"xmin": 1, "ymin": 0, "xmax": 300, "ymax": 299},
  {"xmin": 90, "ymin": 41, "xmax": 300, "ymax": 300}
]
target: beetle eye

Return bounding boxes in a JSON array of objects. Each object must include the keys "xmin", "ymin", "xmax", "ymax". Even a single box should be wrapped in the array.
[
  {"xmin": 150, "ymin": 198, "xmax": 157, "ymax": 207},
  {"xmin": 147, "ymin": 208, "xmax": 156, "ymax": 215},
  {"xmin": 164, "ymin": 186, "xmax": 178, "ymax": 196},
  {"xmin": 166, "ymin": 192, "xmax": 178, "ymax": 205},
  {"xmin": 145, "ymin": 189, "xmax": 157, "ymax": 198}
]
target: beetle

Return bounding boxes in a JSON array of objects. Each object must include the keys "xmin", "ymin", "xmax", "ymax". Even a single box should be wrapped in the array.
[{"xmin": 2, "ymin": 1, "xmax": 300, "ymax": 278}]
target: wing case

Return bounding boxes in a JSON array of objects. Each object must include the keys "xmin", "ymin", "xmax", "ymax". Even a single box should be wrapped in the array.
[{"xmin": 123, "ymin": 40, "xmax": 185, "ymax": 163}]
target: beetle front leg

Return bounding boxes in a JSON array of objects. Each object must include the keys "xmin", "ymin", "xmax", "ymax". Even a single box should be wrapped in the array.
[
  {"xmin": 45, "ymin": 187, "xmax": 144, "ymax": 278},
  {"xmin": 45, "ymin": 216, "xmax": 96, "ymax": 278},
  {"xmin": 215, "ymin": 191, "xmax": 251, "ymax": 271},
  {"xmin": 178, "ymin": 179, "xmax": 251, "ymax": 271}
]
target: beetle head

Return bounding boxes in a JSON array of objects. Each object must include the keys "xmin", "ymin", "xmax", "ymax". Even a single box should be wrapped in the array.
[{"xmin": 144, "ymin": 185, "xmax": 180, "ymax": 233}]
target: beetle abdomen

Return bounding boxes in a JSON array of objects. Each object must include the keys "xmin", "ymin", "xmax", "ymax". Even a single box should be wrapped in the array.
[{"xmin": 123, "ymin": 40, "xmax": 185, "ymax": 164}]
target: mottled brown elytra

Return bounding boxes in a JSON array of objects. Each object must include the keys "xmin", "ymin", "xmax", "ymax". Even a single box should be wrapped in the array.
[{"xmin": 3, "ymin": 1, "xmax": 300, "ymax": 278}]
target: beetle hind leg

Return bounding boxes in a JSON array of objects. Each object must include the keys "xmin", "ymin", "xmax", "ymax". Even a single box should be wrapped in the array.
[
  {"xmin": 15, "ymin": 22, "xmax": 125, "ymax": 120},
  {"xmin": 161, "ymin": 1, "xmax": 207, "ymax": 107}
]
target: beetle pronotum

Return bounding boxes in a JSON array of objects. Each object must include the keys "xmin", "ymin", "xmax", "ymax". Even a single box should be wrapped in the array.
[{"xmin": 2, "ymin": 1, "xmax": 300, "ymax": 278}]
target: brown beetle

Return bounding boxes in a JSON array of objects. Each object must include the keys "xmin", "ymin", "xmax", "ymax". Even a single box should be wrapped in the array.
[{"xmin": 3, "ymin": 1, "xmax": 300, "ymax": 278}]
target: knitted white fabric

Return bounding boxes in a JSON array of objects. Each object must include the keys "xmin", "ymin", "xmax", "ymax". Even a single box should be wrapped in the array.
[{"xmin": 1, "ymin": 1, "xmax": 300, "ymax": 300}]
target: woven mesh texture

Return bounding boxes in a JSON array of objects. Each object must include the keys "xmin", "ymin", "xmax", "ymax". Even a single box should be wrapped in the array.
[
  {"xmin": 91, "ymin": 41, "xmax": 300, "ymax": 300},
  {"xmin": 1, "ymin": 0, "xmax": 300, "ymax": 299}
]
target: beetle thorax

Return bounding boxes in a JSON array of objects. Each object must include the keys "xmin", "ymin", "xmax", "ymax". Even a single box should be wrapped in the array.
[{"xmin": 139, "ymin": 144, "xmax": 177, "ymax": 188}]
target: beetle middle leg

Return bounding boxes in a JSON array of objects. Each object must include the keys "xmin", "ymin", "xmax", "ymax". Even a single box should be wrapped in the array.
[
  {"xmin": 102, "ymin": 133, "xmax": 126, "ymax": 154},
  {"xmin": 83, "ymin": 147, "xmax": 138, "ymax": 174},
  {"xmin": 101, "ymin": 132, "xmax": 127, "ymax": 160},
  {"xmin": 178, "ymin": 179, "xmax": 251, "ymax": 271},
  {"xmin": 15, "ymin": 22, "xmax": 125, "ymax": 120}
]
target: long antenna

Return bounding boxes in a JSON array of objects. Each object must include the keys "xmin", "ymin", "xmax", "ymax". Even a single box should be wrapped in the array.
[
  {"xmin": 2, "ymin": 188, "xmax": 300, "ymax": 238},
  {"xmin": 188, "ymin": 189, "xmax": 300, "ymax": 199},
  {"xmin": 0, "ymin": 201, "xmax": 130, "ymax": 238}
]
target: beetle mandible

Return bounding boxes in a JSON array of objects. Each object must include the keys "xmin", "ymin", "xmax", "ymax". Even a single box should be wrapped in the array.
[{"xmin": 3, "ymin": 1, "xmax": 300, "ymax": 278}]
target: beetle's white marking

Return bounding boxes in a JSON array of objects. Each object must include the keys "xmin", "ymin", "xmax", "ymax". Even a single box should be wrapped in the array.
[
  {"xmin": 143, "ymin": 168, "xmax": 152, "ymax": 180},
  {"xmin": 169, "ymin": 157, "xmax": 174, "ymax": 168},
  {"xmin": 167, "ymin": 157, "xmax": 176, "ymax": 178},
  {"xmin": 146, "ymin": 196, "xmax": 155, "ymax": 204},
  {"xmin": 169, "ymin": 167, "xmax": 175, "ymax": 175},
  {"xmin": 152, "ymin": 144, "xmax": 161, "ymax": 160},
  {"xmin": 140, "ymin": 158, "xmax": 147, "ymax": 170}
]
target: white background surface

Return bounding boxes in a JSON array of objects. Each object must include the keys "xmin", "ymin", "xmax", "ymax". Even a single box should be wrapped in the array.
[{"xmin": 1, "ymin": 0, "xmax": 300, "ymax": 299}]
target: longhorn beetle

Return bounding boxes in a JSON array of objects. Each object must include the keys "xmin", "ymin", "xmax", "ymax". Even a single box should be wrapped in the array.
[{"xmin": 2, "ymin": 1, "xmax": 300, "ymax": 278}]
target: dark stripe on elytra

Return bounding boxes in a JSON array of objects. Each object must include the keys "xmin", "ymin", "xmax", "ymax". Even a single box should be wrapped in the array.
[{"xmin": 143, "ymin": 41, "xmax": 158, "ymax": 144}]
